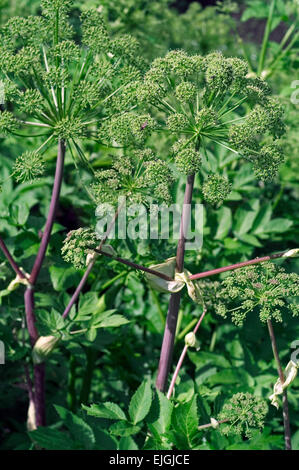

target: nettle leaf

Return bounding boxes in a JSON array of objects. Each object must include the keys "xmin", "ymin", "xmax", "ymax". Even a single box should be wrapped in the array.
[
  {"xmin": 129, "ymin": 378, "xmax": 152, "ymax": 425},
  {"xmin": 109, "ymin": 421, "xmax": 141, "ymax": 437},
  {"xmin": 54, "ymin": 405, "xmax": 95, "ymax": 450},
  {"xmin": 29, "ymin": 427, "xmax": 75, "ymax": 450},
  {"xmin": 82, "ymin": 402, "xmax": 127, "ymax": 421},
  {"xmin": 171, "ymin": 395, "xmax": 198, "ymax": 450}
]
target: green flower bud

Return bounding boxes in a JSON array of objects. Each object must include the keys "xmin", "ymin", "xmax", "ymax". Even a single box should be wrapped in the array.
[
  {"xmin": 54, "ymin": 117, "xmax": 86, "ymax": 140},
  {"xmin": 253, "ymin": 142, "xmax": 284, "ymax": 182},
  {"xmin": 0, "ymin": 110, "xmax": 19, "ymax": 135},
  {"xmin": 204, "ymin": 52, "xmax": 233, "ymax": 92},
  {"xmin": 61, "ymin": 228, "xmax": 98, "ymax": 269},
  {"xmin": 175, "ymin": 81, "xmax": 196, "ymax": 103},
  {"xmin": 16, "ymin": 89, "xmax": 44, "ymax": 115},
  {"xmin": 202, "ymin": 174, "xmax": 231, "ymax": 205},
  {"xmin": 218, "ymin": 393, "xmax": 268, "ymax": 438},
  {"xmin": 13, "ymin": 151, "xmax": 45, "ymax": 183},
  {"xmin": 172, "ymin": 139, "xmax": 201, "ymax": 174},
  {"xmin": 166, "ymin": 113, "xmax": 190, "ymax": 132}
]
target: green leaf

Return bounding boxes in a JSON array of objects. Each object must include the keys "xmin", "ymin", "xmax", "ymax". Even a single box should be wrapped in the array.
[
  {"xmin": 129, "ymin": 378, "xmax": 152, "ymax": 425},
  {"xmin": 29, "ymin": 427, "xmax": 75, "ymax": 450},
  {"xmin": 251, "ymin": 203, "xmax": 273, "ymax": 234},
  {"xmin": 109, "ymin": 421, "xmax": 141, "ymax": 436},
  {"xmin": 148, "ymin": 390, "xmax": 173, "ymax": 435},
  {"xmin": 263, "ymin": 218, "xmax": 293, "ymax": 233},
  {"xmin": 215, "ymin": 206, "xmax": 232, "ymax": 240},
  {"xmin": 118, "ymin": 436, "xmax": 139, "ymax": 450},
  {"xmin": 97, "ymin": 314, "xmax": 130, "ymax": 328},
  {"xmin": 49, "ymin": 263, "xmax": 81, "ymax": 291},
  {"xmin": 236, "ymin": 233, "xmax": 263, "ymax": 247},
  {"xmin": 171, "ymin": 395, "xmax": 198, "ymax": 449},
  {"xmin": 82, "ymin": 402, "xmax": 127, "ymax": 421},
  {"xmin": 54, "ymin": 405, "xmax": 95, "ymax": 449},
  {"xmin": 234, "ymin": 200, "xmax": 260, "ymax": 236}
]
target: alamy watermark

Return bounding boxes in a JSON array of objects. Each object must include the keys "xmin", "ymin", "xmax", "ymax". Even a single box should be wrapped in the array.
[
  {"xmin": 290, "ymin": 80, "xmax": 299, "ymax": 105},
  {"xmin": 0, "ymin": 80, "xmax": 5, "ymax": 105},
  {"xmin": 291, "ymin": 340, "xmax": 299, "ymax": 364},
  {"xmin": 0, "ymin": 340, "xmax": 4, "ymax": 365},
  {"xmin": 95, "ymin": 197, "xmax": 204, "ymax": 250}
]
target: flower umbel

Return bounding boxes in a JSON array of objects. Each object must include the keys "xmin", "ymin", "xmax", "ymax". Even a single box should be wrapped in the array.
[{"xmin": 216, "ymin": 262, "xmax": 299, "ymax": 326}]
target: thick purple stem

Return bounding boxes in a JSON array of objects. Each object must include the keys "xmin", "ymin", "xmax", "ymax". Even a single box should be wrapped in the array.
[
  {"xmin": 30, "ymin": 140, "xmax": 66, "ymax": 284},
  {"xmin": 24, "ymin": 140, "xmax": 65, "ymax": 428},
  {"xmin": 0, "ymin": 236, "xmax": 26, "ymax": 279},
  {"xmin": 93, "ymin": 248, "xmax": 174, "ymax": 282},
  {"xmin": 190, "ymin": 250, "xmax": 293, "ymax": 281},
  {"xmin": 156, "ymin": 174, "xmax": 195, "ymax": 392}
]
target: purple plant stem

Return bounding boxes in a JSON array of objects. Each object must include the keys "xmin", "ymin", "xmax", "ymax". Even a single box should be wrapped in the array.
[
  {"xmin": 30, "ymin": 140, "xmax": 66, "ymax": 284},
  {"xmin": 167, "ymin": 307, "xmax": 207, "ymax": 399},
  {"xmin": 24, "ymin": 286, "xmax": 38, "ymax": 345},
  {"xmin": 267, "ymin": 319, "xmax": 292, "ymax": 450},
  {"xmin": 156, "ymin": 174, "xmax": 195, "ymax": 392},
  {"xmin": 93, "ymin": 248, "xmax": 174, "ymax": 282},
  {"xmin": 189, "ymin": 250, "xmax": 292, "ymax": 281},
  {"xmin": 0, "ymin": 236, "xmax": 26, "ymax": 279},
  {"xmin": 62, "ymin": 199, "xmax": 125, "ymax": 319},
  {"xmin": 24, "ymin": 140, "xmax": 66, "ymax": 428}
]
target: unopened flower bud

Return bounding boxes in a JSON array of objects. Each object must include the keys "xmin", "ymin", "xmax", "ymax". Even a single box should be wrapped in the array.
[{"xmin": 32, "ymin": 335, "xmax": 60, "ymax": 364}]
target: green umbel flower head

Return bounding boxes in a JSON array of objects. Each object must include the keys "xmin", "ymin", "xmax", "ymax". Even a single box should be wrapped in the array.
[
  {"xmin": 202, "ymin": 174, "xmax": 232, "ymax": 206},
  {"xmin": 91, "ymin": 149, "xmax": 174, "ymax": 206},
  {"xmin": 136, "ymin": 50, "xmax": 286, "ymax": 181},
  {"xmin": 61, "ymin": 228, "xmax": 97, "ymax": 269},
  {"xmin": 0, "ymin": 1, "xmax": 145, "ymax": 179},
  {"xmin": 216, "ymin": 262, "xmax": 299, "ymax": 326},
  {"xmin": 13, "ymin": 152, "xmax": 45, "ymax": 182},
  {"xmin": 218, "ymin": 393, "xmax": 268, "ymax": 438}
]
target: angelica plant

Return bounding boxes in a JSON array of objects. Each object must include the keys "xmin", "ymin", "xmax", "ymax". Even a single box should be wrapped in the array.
[
  {"xmin": 0, "ymin": 0, "xmax": 146, "ymax": 429},
  {"xmin": 130, "ymin": 49, "xmax": 287, "ymax": 393}
]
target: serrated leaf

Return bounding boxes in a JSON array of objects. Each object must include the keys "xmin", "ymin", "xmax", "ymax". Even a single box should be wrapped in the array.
[
  {"xmin": 29, "ymin": 427, "xmax": 75, "ymax": 450},
  {"xmin": 98, "ymin": 314, "xmax": 130, "ymax": 328},
  {"xmin": 149, "ymin": 390, "xmax": 173, "ymax": 435},
  {"xmin": 54, "ymin": 405, "xmax": 95, "ymax": 449},
  {"xmin": 129, "ymin": 379, "xmax": 152, "ymax": 425},
  {"xmin": 82, "ymin": 402, "xmax": 127, "ymax": 420},
  {"xmin": 171, "ymin": 395, "xmax": 198, "ymax": 449},
  {"xmin": 109, "ymin": 421, "xmax": 141, "ymax": 436}
]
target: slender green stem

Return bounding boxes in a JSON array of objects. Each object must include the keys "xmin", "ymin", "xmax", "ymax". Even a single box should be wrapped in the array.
[{"xmin": 257, "ymin": 0, "xmax": 276, "ymax": 76}]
